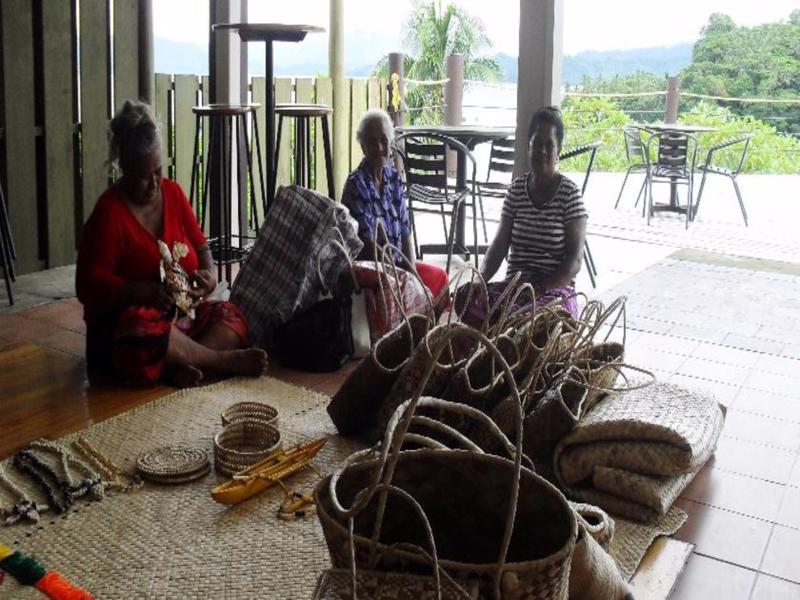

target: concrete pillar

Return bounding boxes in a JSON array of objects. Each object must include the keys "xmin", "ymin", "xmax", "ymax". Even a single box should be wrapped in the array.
[
  {"xmin": 137, "ymin": 0, "xmax": 154, "ymax": 105},
  {"xmin": 514, "ymin": 0, "xmax": 564, "ymax": 177},
  {"xmin": 665, "ymin": 76, "xmax": 680, "ymax": 123},
  {"xmin": 329, "ymin": 0, "xmax": 348, "ymax": 198}
]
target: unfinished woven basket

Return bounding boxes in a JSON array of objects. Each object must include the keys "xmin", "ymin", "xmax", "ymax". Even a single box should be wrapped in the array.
[
  {"xmin": 213, "ymin": 421, "xmax": 282, "ymax": 476},
  {"xmin": 221, "ymin": 401, "xmax": 279, "ymax": 427}
]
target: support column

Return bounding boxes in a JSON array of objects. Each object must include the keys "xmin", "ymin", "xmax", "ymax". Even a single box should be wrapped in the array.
[
  {"xmin": 514, "ymin": 0, "xmax": 564, "ymax": 177},
  {"xmin": 329, "ymin": 0, "xmax": 348, "ymax": 198},
  {"xmin": 137, "ymin": 0, "xmax": 154, "ymax": 105},
  {"xmin": 208, "ymin": 0, "xmax": 248, "ymax": 246}
]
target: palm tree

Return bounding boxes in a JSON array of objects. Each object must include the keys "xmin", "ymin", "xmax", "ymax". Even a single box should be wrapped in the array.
[{"xmin": 376, "ymin": 0, "xmax": 502, "ymax": 124}]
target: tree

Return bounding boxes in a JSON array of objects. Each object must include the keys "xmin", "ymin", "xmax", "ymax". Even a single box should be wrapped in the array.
[
  {"xmin": 575, "ymin": 71, "xmax": 668, "ymax": 122},
  {"xmin": 375, "ymin": 0, "xmax": 502, "ymax": 124},
  {"xmin": 680, "ymin": 12, "xmax": 800, "ymax": 134}
]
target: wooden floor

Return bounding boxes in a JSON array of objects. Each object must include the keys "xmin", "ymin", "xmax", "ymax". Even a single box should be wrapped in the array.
[{"xmin": 0, "ymin": 297, "xmax": 687, "ymax": 598}]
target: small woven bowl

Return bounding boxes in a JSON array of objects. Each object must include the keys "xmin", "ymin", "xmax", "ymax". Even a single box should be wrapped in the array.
[
  {"xmin": 221, "ymin": 401, "xmax": 279, "ymax": 427},
  {"xmin": 214, "ymin": 421, "xmax": 282, "ymax": 476}
]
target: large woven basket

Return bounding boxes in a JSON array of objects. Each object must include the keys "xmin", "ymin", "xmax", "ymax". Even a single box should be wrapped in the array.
[
  {"xmin": 316, "ymin": 450, "xmax": 577, "ymax": 598},
  {"xmin": 213, "ymin": 421, "xmax": 282, "ymax": 476}
]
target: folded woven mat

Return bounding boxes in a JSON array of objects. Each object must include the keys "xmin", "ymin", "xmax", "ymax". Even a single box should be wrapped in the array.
[{"xmin": 553, "ymin": 382, "xmax": 725, "ymax": 522}]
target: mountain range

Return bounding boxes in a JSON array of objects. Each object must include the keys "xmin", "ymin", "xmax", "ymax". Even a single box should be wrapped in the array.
[{"xmin": 155, "ymin": 37, "xmax": 694, "ymax": 83}]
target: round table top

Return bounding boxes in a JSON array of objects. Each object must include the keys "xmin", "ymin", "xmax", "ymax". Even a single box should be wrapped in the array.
[
  {"xmin": 395, "ymin": 124, "xmax": 516, "ymax": 139},
  {"xmin": 192, "ymin": 103, "xmax": 261, "ymax": 116},
  {"xmin": 635, "ymin": 123, "xmax": 717, "ymax": 133},
  {"xmin": 212, "ymin": 23, "xmax": 325, "ymax": 43},
  {"xmin": 275, "ymin": 103, "xmax": 332, "ymax": 117}
]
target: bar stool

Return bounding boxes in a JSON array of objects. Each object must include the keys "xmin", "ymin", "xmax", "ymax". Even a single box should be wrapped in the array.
[
  {"xmin": 274, "ymin": 103, "xmax": 335, "ymax": 200},
  {"xmin": 189, "ymin": 104, "xmax": 266, "ymax": 283},
  {"xmin": 0, "ymin": 177, "xmax": 15, "ymax": 305}
]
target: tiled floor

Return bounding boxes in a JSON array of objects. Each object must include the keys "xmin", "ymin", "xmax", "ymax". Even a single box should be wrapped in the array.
[{"xmin": 595, "ymin": 255, "xmax": 800, "ymax": 599}]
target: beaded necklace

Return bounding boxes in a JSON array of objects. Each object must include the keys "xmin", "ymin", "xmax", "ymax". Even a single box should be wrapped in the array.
[
  {"xmin": 29, "ymin": 439, "xmax": 104, "ymax": 502},
  {"xmin": 13, "ymin": 451, "xmax": 68, "ymax": 514},
  {"xmin": 71, "ymin": 437, "xmax": 143, "ymax": 493}
]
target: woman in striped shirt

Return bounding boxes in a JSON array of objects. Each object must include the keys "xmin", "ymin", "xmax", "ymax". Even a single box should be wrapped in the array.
[{"xmin": 460, "ymin": 107, "xmax": 587, "ymax": 323}]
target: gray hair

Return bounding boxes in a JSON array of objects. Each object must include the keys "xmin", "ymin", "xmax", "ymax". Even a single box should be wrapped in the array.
[
  {"xmin": 108, "ymin": 99, "xmax": 161, "ymax": 171},
  {"xmin": 356, "ymin": 108, "xmax": 394, "ymax": 145}
]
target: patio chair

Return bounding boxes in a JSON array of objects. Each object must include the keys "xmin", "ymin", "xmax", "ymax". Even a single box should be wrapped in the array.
[
  {"xmin": 394, "ymin": 131, "xmax": 479, "ymax": 271},
  {"xmin": 614, "ymin": 125, "xmax": 649, "ymax": 209},
  {"xmin": 475, "ymin": 136, "xmax": 515, "ymax": 241},
  {"xmin": 559, "ymin": 141, "xmax": 603, "ymax": 289},
  {"xmin": 692, "ymin": 134, "xmax": 752, "ymax": 226},
  {"xmin": 643, "ymin": 130, "xmax": 699, "ymax": 228}
]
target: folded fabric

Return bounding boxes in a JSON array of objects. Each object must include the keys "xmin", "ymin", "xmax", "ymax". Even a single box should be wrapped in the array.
[{"xmin": 554, "ymin": 382, "xmax": 725, "ymax": 522}]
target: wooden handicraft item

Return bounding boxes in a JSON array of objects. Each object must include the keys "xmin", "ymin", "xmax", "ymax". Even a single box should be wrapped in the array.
[
  {"xmin": 158, "ymin": 240, "xmax": 196, "ymax": 319},
  {"xmin": 211, "ymin": 437, "xmax": 326, "ymax": 506}
]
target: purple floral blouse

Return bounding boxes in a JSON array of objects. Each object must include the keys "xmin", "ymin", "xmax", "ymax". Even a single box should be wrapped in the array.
[{"xmin": 341, "ymin": 159, "xmax": 410, "ymax": 263}]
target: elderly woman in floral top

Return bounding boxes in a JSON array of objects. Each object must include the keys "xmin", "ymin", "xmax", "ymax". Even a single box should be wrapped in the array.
[{"xmin": 341, "ymin": 109, "xmax": 449, "ymax": 301}]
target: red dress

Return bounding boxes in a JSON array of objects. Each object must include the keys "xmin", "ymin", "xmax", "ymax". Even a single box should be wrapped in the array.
[{"xmin": 76, "ymin": 179, "xmax": 248, "ymax": 384}]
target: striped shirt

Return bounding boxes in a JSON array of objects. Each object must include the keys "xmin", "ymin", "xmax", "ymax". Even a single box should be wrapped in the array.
[{"xmin": 501, "ymin": 173, "xmax": 587, "ymax": 280}]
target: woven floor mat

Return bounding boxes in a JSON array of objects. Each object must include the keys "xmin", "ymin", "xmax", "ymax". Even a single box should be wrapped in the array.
[
  {"xmin": 0, "ymin": 377, "xmax": 361, "ymax": 600},
  {"xmin": 610, "ymin": 505, "xmax": 687, "ymax": 581},
  {"xmin": 0, "ymin": 376, "xmax": 681, "ymax": 598}
]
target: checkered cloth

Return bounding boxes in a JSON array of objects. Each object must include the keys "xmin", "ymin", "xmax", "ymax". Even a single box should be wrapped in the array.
[{"xmin": 230, "ymin": 185, "xmax": 363, "ymax": 350}]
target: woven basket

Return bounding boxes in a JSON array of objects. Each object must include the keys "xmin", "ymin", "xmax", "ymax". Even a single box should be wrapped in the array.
[
  {"xmin": 318, "ymin": 324, "xmax": 578, "ymax": 599},
  {"xmin": 573, "ymin": 342, "xmax": 625, "ymax": 413},
  {"xmin": 328, "ymin": 313, "xmax": 431, "ymax": 437},
  {"xmin": 312, "ymin": 568, "xmax": 479, "ymax": 599},
  {"xmin": 213, "ymin": 421, "xmax": 282, "ymax": 476},
  {"xmin": 569, "ymin": 521, "xmax": 631, "ymax": 600},
  {"xmin": 316, "ymin": 450, "xmax": 576, "ymax": 599},
  {"xmin": 220, "ymin": 401, "xmax": 279, "ymax": 427}
]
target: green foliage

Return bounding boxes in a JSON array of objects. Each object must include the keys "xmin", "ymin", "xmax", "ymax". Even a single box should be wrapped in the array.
[
  {"xmin": 576, "ymin": 71, "xmax": 667, "ymax": 123},
  {"xmin": 373, "ymin": 0, "xmax": 502, "ymax": 125},
  {"xmin": 559, "ymin": 98, "xmax": 800, "ymax": 174},
  {"xmin": 680, "ymin": 12, "xmax": 800, "ymax": 135}
]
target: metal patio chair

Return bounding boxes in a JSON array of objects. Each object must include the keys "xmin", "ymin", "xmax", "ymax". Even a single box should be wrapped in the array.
[
  {"xmin": 394, "ymin": 131, "xmax": 479, "ymax": 271},
  {"xmin": 559, "ymin": 141, "xmax": 603, "ymax": 288},
  {"xmin": 643, "ymin": 130, "xmax": 699, "ymax": 228},
  {"xmin": 475, "ymin": 136, "xmax": 515, "ymax": 241},
  {"xmin": 614, "ymin": 125, "xmax": 649, "ymax": 209},
  {"xmin": 692, "ymin": 134, "xmax": 752, "ymax": 225}
]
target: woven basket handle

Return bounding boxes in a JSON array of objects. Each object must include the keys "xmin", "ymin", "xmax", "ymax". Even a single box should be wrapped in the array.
[{"xmin": 316, "ymin": 228, "xmax": 361, "ymax": 295}]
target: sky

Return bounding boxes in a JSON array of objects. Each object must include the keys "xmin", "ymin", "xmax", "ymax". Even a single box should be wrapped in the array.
[{"xmin": 153, "ymin": 0, "xmax": 799, "ymax": 60}]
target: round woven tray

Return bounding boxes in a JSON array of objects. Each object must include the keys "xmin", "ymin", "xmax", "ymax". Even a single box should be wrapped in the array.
[
  {"xmin": 137, "ymin": 446, "xmax": 210, "ymax": 484},
  {"xmin": 220, "ymin": 401, "xmax": 279, "ymax": 427},
  {"xmin": 214, "ymin": 421, "xmax": 282, "ymax": 476}
]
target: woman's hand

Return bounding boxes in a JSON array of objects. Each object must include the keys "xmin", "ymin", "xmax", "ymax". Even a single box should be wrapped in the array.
[
  {"xmin": 125, "ymin": 281, "xmax": 173, "ymax": 311},
  {"xmin": 189, "ymin": 269, "xmax": 217, "ymax": 300}
]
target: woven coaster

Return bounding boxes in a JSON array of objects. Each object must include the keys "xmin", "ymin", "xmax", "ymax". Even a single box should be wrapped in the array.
[{"xmin": 136, "ymin": 446, "xmax": 210, "ymax": 484}]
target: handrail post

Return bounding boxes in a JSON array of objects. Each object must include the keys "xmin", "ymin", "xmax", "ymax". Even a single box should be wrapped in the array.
[
  {"xmin": 388, "ymin": 52, "xmax": 405, "ymax": 127},
  {"xmin": 665, "ymin": 76, "xmax": 680, "ymax": 123},
  {"xmin": 445, "ymin": 53, "xmax": 464, "ymax": 177}
]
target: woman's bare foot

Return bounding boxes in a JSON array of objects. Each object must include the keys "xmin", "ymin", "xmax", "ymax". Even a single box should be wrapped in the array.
[
  {"xmin": 219, "ymin": 348, "xmax": 268, "ymax": 377},
  {"xmin": 165, "ymin": 364, "xmax": 204, "ymax": 388}
]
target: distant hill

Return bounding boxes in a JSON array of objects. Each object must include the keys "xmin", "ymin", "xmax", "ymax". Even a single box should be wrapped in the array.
[
  {"xmin": 156, "ymin": 37, "xmax": 693, "ymax": 84},
  {"xmin": 496, "ymin": 43, "xmax": 693, "ymax": 84}
]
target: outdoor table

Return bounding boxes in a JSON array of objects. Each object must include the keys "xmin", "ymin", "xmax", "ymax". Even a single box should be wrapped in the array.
[
  {"xmin": 395, "ymin": 124, "xmax": 515, "ymax": 258},
  {"xmin": 634, "ymin": 122, "xmax": 717, "ymax": 213},
  {"xmin": 213, "ymin": 23, "xmax": 324, "ymax": 207}
]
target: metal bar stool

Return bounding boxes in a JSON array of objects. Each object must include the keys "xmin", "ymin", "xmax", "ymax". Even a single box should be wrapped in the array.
[
  {"xmin": 0, "ymin": 176, "xmax": 16, "ymax": 305},
  {"xmin": 189, "ymin": 104, "xmax": 266, "ymax": 283},
  {"xmin": 273, "ymin": 103, "xmax": 335, "ymax": 200}
]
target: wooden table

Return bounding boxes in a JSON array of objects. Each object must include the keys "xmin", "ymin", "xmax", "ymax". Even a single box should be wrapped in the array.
[
  {"xmin": 634, "ymin": 123, "xmax": 717, "ymax": 213},
  {"xmin": 213, "ymin": 23, "xmax": 324, "ymax": 207},
  {"xmin": 395, "ymin": 125, "xmax": 515, "ymax": 257}
]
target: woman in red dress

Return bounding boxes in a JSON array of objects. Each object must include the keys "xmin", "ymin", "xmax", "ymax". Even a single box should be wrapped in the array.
[{"xmin": 76, "ymin": 100, "xmax": 267, "ymax": 386}]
